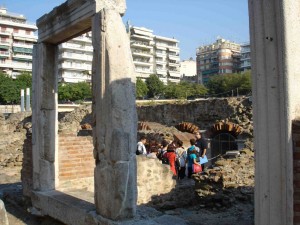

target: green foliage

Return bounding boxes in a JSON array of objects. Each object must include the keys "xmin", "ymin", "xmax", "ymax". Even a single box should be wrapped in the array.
[
  {"xmin": 58, "ymin": 82, "xmax": 92, "ymax": 102},
  {"xmin": 145, "ymin": 74, "xmax": 165, "ymax": 98},
  {"xmin": 15, "ymin": 72, "xmax": 32, "ymax": 88},
  {"xmin": 0, "ymin": 72, "xmax": 32, "ymax": 104},
  {"xmin": 206, "ymin": 71, "xmax": 252, "ymax": 97},
  {"xmin": 136, "ymin": 78, "xmax": 148, "ymax": 99},
  {"xmin": 164, "ymin": 81, "xmax": 208, "ymax": 99}
]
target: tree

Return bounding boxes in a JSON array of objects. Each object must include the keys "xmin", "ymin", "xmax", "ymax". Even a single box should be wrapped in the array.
[
  {"xmin": 58, "ymin": 82, "xmax": 91, "ymax": 102},
  {"xmin": 136, "ymin": 78, "xmax": 148, "ymax": 99},
  {"xmin": 0, "ymin": 72, "xmax": 32, "ymax": 104},
  {"xmin": 164, "ymin": 81, "xmax": 208, "ymax": 99},
  {"xmin": 206, "ymin": 72, "xmax": 252, "ymax": 97},
  {"xmin": 145, "ymin": 74, "xmax": 164, "ymax": 98}
]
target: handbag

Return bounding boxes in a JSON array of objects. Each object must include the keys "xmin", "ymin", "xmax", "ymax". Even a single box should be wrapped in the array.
[
  {"xmin": 192, "ymin": 164, "xmax": 202, "ymax": 173},
  {"xmin": 199, "ymin": 155, "xmax": 208, "ymax": 165}
]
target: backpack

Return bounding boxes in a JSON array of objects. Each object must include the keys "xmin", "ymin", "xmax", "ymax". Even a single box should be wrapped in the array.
[
  {"xmin": 162, "ymin": 152, "xmax": 169, "ymax": 165},
  {"xmin": 136, "ymin": 148, "xmax": 142, "ymax": 155},
  {"xmin": 157, "ymin": 149, "xmax": 165, "ymax": 160}
]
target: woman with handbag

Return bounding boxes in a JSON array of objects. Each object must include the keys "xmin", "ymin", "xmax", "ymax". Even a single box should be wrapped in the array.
[{"xmin": 186, "ymin": 139, "xmax": 202, "ymax": 178}]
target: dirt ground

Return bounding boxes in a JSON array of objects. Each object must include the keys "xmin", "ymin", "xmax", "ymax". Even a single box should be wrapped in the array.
[{"xmin": 0, "ymin": 167, "xmax": 253, "ymax": 225}]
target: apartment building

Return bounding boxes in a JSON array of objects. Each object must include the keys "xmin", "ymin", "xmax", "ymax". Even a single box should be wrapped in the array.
[
  {"xmin": 128, "ymin": 26, "xmax": 181, "ymax": 84},
  {"xmin": 240, "ymin": 42, "xmax": 251, "ymax": 71},
  {"xmin": 196, "ymin": 38, "xmax": 241, "ymax": 84},
  {"xmin": 58, "ymin": 33, "xmax": 93, "ymax": 83},
  {"xmin": 180, "ymin": 58, "xmax": 198, "ymax": 83},
  {"xmin": 0, "ymin": 7, "xmax": 37, "ymax": 78}
]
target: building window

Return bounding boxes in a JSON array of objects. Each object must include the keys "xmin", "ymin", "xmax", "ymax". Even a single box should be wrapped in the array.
[
  {"xmin": 26, "ymin": 30, "xmax": 30, "ymax": 35},
  {"xmin": 13, "ymin": 28, "xmax": 19, "ymax": 33}
]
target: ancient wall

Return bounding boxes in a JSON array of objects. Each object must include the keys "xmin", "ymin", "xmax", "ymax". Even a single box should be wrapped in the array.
[
  {"xmin": 136, "ymin": 156, "xmax": 176, "ymax": 205},
  {"xmin": 0, "ymin": 112, "xmax": 31, "ymax": 168},
  {"xmin": 58, "ymin": 132, "xmax": 94, "ymax": 190},
  {"xmin": 137, "ymin": 97, "xmax": 253, "ymax": 138}
]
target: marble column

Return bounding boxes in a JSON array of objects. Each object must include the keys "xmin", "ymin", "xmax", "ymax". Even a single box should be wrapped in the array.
[
  {"xmin": 249, "ymin": 0, "xmax": 300, "ymax": 224},
  {"xmin": 32, "ymin": 43, "xmax": 58, "ymax": 191},
  {"xmin": 91, "ymin": 8, "xmax": 137, "ymax": 220}
]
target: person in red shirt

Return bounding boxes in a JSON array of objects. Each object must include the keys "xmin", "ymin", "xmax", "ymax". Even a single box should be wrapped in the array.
[{"xmin": 165, "ymin": 141, "xmax": 177, "ymax": 176}]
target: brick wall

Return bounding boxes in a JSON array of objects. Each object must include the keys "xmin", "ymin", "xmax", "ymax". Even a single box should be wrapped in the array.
[
  {"xmin": 293, "ymin": 120, "xmax": 300, "ymax": 224},
  {"xmin": 22, "ymin": 131, "xmax": 95, "ymax": 196},
  {"xmin": 58, "ymin": 131, "xmax": 94, "ymax": 189}
]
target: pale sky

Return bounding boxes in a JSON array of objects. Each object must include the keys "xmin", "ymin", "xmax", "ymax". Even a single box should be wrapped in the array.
[{"xmin": 0, "ymin": 0, "xmax": 250, "ymax": 60}]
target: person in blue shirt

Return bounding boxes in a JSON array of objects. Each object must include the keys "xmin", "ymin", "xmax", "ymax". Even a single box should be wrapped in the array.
[{"xmin": 186, "ymin": 139, "xmax": 202, "ymax": 178}]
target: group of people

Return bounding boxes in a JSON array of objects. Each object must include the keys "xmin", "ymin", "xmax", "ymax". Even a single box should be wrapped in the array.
[{"xmin": 136, "ymin": 131, "xmax": 208, "ymax": 179}]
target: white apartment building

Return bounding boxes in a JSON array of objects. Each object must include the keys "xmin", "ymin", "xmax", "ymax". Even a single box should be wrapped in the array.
[
  {"xmin": 180, "ymin": 58, "xmax": 196, "ymax": 77},
  {"xmin": 58, "ymin": 33, "xmax": 93, "ymax": 83},
  {"xmin": 0, "ymin": 8, "xmax": 37, "ymax": 78},
  {"xmin": 128, "ymin": 26, "xmax": 181, "ymax": 84},
  {"xmin": 240, "ymin": 42, "xmax": 251, "ymax": 71}
]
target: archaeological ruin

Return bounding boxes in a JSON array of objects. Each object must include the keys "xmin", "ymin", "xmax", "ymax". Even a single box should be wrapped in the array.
[{"xmin": 4, "ymin": 0, "xmax": 299, "ymax": 225}]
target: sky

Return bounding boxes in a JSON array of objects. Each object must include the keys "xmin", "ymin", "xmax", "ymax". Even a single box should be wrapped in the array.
[{"xmin": 0, "ymin": 0, "xmax": 250, "ymax": 60}]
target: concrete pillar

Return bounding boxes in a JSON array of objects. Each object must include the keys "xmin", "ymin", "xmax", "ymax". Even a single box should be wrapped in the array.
[
  {"xmin": 32, "ymin": 43, "xmax": 58, "ymax": 191},
  {"xmin": 92, "ymin": 9, "xmax": 137, "ymax": 220},
  {"xmin": 249, "ymin": 0, "xmax": 300, "ymax": 224},
  {"xmin": 26, "ymin": 87, "xmax": 30, "ymax": 112},
  {"xmin": 20, "ymin": 89, "xmax": 24, "ymax": 112}
]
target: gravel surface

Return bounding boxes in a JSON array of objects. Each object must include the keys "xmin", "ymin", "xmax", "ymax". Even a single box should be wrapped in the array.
[{"xmin": 0, "ymin": 167, "xmax": 253, "ymax": 225}]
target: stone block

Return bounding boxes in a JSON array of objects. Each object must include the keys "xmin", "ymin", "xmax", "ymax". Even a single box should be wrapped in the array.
[{"xmin": 0, "ymin": 199, "xmax": 9, "ymax": 225}]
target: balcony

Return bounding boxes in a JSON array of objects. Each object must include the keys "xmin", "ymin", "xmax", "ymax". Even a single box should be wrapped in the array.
[
  {"xmin": 168, "ymin": 62, "xmax": 179, "ymax": 67},
  {"xmin": 167, "ymin": 77, "xmax": 180, "ymax": 83},
  {"xmin": 59, "ymin": 43, "xmax": 93, "ymax": 52},
  {"xmin": 133, "ymin": 60, "xmax": 152, "ymax": 66},
  {"xmin": 167, "ymin": 45, "xmax": 179, "ymax": 51},
  {"xmin": 13, "ymin": 42, "xmax": 33, "ymax": 49},
  {"xmin": 0, "ymin": 30, "xmax": 11, "ymax": 36},
  {"xmin": 58, "ymin": 53, "xmax": 93, "ymax": 61},
  {"xmin": 131, "ymin": 41, "xmax": 152, "ymax": 49},
  {"xmin": 155, "ymin": 52, "xmax": 166, "ymax": 57},
  {"xmin": 168, "ymin": 54, "xmax": 180, "ymax": 61},
  {"xmin": 12, "ymin": 62, "xmax": 32, "ymax": 71},
  {"xmin": 72, "ymin": 36, "xmax": 92, "ymax": 43},
  {"xmin": 132, "ymin": 50, "xmax": 152, "ymax": 58},
  {"xmin": 0, "ymin": 41, "xmax": 10, "ymax": 49},
  {"xmin": 168, "ymin": 71, "xmax": 181, "ymax": 78},
  {"xmin": 156, "ymin": 60, "xmax": 166, "ymax": 65},
  {"xmin": 13, "ymin": 54, "xmax": 32, "ymax": 61},
  {"xmin": 131, "ymin": 34, "xmax": 153, "ymax": 41},
  {"xmin": 0, "ymin": 51, "xmax": 9, "ymax": 58},
  {"xmin": 58, "ymin": 63, "xmax": 92, "ymax": 71},
  {"xmin": 13, "ymin": 47, "xmax": 33, "ymax": 54},
  {"xmin": 156, "ymin": 69, "xmax": 167, "ymax": 76},
  {"xmin": 13, "ymin": 33, "xmax": 37, "ymax": 42},
  {"xmin": 155, "ymin": 45, "xmax": 167, "ymax": 50}
]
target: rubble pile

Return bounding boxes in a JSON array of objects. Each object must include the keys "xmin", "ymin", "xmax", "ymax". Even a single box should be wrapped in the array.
[
  {"xmin": 0, "ymin": 112, "xmax": 31, "ymax": 168},
  {"xmin": 192, "ymin": 148, "xmax": 254, "ymax": 209}
]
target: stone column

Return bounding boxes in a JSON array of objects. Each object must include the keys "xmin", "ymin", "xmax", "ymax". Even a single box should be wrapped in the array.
[
  {"xmin": 249, "ymin": 0, "xmax": 300, "ymax": 224},
  {"xmin": 32, "ymin": 43, "xmax": 58, "ymax": 191},
  {"xmin": 92, "ymin": 9, "xmax": 137, "ymax": 220}
]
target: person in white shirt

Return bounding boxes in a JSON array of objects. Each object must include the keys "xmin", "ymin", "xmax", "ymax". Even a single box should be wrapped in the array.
[
  {"xmin": 136, "ymin": 136, "xmax": 147, "ymax": 155},
  {"xmin": 175, "ymin": 140, "xmax": 187, "ymax": 179}
]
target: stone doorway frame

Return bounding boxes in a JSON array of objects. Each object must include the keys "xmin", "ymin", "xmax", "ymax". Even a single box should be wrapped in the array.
[
  {"xmin": 30, "ymin": 0, "xmax": 300, "ymax": 224},
  {"xmin": 31, "ymin": 0, "xmax": 137, "ymax": 222}
]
